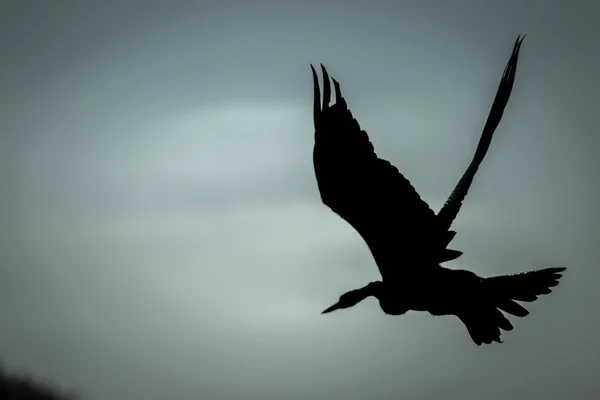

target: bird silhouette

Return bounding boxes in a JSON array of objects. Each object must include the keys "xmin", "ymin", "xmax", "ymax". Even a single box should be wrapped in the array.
[{"xmin": 312, "ymin": 35, "xmax": 566, "ymax": 345}]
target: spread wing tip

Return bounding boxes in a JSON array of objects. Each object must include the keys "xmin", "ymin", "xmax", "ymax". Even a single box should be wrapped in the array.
[
  {"xmin": 320, "ymin": 64, "xmax": 331, "ymax": 108},
  {"xmin": 312, "ymin": 64, "xmax": 345, "ymax": 125},
  {"xmin": 311, "ymin": 64, "xmax": 321, "ymax": 127}
]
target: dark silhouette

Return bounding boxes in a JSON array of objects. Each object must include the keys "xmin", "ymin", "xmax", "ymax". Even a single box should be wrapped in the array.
[
  {"xmin": 312, "ymin": 35, "xmax": 566, "ymax": 345},
  {"xmin": 0, "ymin": 362, "xmax": 81, "ymax": 400}
]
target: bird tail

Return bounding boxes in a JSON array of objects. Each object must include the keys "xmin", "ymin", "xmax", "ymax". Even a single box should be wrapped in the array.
[{"xmin": 458, "ymin": 266, "xmax": 566, "ymax": 345}]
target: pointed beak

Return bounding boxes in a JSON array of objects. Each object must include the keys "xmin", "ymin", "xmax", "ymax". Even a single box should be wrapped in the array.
[{"xmin": 321, "ymin": 301, "xmax": 342, "ymax": 314}]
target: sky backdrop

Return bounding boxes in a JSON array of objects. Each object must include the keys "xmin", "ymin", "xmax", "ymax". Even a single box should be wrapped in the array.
[{"xmin": 1, "ymin": 1, "xmax": 599, "ymax": 399}]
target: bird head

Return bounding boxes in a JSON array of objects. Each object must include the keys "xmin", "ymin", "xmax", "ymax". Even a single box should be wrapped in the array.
[{"xmin": 321, "ymin": 282, "xmax": 381, "ymax": 314}]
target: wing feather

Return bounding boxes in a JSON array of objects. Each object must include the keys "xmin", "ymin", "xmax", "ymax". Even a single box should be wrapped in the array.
[
  {"xmin": 437, "ymin": 35, "xmax": 525, "ymax": 234},
  {"xmin": 311, "ymin": 64, "xmax": 442, "ymax": 280},
  {"xmin": 310, "ymin": 36, "xmax": 524, "ymax": 279}
]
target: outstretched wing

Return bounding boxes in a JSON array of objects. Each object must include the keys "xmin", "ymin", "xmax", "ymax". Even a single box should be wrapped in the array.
[
  {"xmin": 311, "ymin": 64, "xmax": 444, "ymax": 280},
  {"xmin": 437, "ymin": 35, "xmax": 525, "ymax": 234}
]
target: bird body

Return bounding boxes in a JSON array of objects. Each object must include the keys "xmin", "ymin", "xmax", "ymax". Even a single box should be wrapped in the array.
[{"xmin": 311, "ymin": 36, "xmax": 566, "ymax": 345}]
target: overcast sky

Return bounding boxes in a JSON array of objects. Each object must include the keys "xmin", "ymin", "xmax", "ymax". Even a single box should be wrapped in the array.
[{"xmin": 1, "ymin": 1, "xmax": 599, "ymax": 399}]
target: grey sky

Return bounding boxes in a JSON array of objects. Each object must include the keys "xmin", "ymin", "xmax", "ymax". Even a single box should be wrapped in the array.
[{"xmin": 1, "ymin": 0, "xmax": 599, "ymax": 399}]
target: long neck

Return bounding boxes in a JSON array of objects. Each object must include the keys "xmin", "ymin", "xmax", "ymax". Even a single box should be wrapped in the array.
[{"xmin": 357, "ymin": 281, "xmax": 384, "ymax": 300}]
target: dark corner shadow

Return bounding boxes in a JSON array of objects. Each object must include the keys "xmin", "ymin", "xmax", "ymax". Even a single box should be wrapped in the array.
[
  {"xmin": 310, "ymin": 35, "xmax": 567, "ymax": 346},
  {"xmin": 0, "ymin": 361, "xmax": 83, "ymax": 400}
]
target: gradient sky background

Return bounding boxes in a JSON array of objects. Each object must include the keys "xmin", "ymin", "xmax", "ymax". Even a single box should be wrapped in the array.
[{"xmin": 1, "ymin": 1, "xmax": 599, "ymax": 399}]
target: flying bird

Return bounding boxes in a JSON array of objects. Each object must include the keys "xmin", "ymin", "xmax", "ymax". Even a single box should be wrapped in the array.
[{"xmin": 311, "ymin": 35, "xmax": 566, "ymax": 345}]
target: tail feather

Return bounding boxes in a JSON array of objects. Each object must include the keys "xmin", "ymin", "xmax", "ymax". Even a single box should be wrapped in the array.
[
  {"xmin": 493, "ymin": 308, "xmax": 514, "ymax": 331},
  {"xmin": 486, "ymin": 267, "xmax": 566, "ymax": 311},
  {"xmin": 459, "ymin": 267, "xmax": 566, "ymax": 345},
  {"xmin": 496, "ymin": 298, "xmax": 529, "ymax": 317},
  {"xmin": 459, "ymin": 308, "xmax": 512, "ymax": 345}
]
